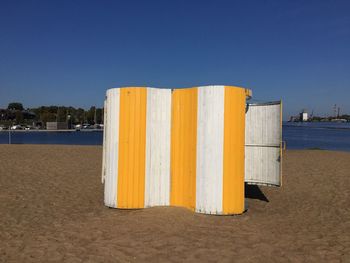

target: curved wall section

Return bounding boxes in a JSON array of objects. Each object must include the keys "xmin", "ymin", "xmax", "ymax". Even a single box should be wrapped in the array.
[{"xmin": 102, "ymin": 86, "xmax": 249, "ymax": 215}]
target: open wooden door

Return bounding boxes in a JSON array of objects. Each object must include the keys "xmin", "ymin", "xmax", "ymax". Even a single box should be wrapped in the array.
[{"xmin": 245, "ymin": 101, "xmax": 282, "ymax": 186}]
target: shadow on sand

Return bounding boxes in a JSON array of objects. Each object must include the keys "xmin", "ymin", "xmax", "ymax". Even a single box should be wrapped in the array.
[{"xmin": 245, "ymin": 184, "xmax": 269, "ymax": 202}]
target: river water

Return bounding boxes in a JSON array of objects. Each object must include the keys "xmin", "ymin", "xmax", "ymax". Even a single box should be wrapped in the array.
[
  {"xmin": 0, "ymin": 131, "xmax": 103, "ymax": 145},
  {"xmin": 1, "ymin": 122, "xmax": 350, "ymax": 151},
  {"xmin": 282, "ymin": 122, "xmax": 350, "ymax": 152}
]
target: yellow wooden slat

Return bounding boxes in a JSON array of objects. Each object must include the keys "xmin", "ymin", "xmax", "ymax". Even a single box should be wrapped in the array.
[
  {"xmin": 117, "ymin": 87, "xmax": 147, "ymax": 208},
  {"xmin": 170, "ymin": 88, "xmax": 198, "ymax": 210},
  {"xmin": 223, "ymin": 86, "xmax": 246, "ymax": 214}
]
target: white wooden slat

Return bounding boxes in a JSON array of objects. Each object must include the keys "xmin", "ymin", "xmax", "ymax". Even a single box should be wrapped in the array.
[
  {"xmin": 104, "ymin": 89, "xmax": 120, "ymax": 207},
  {"xmin": 144, "ymin": 88, "xmax": 172, "ymax": 207},
  {"xmin": 196, "ymin": 86, "xmax": 225, "ymax": 214}
]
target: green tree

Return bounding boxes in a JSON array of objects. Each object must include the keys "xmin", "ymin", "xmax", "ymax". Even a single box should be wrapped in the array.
[
  {"xmin": 96, "ymin": 108, "xmax": 103, "ymax": 124},
  {"xmin": 76, "ymin": 108, "xmax": 85, "ymax": 124},
  {"xmin": 8, "ymin": 102, "xmax": 24, "ymax": 111},
  {"xmin": 15, "ymin": 111, "xmax": 24, "ymax": 123},
  {"xmin": 40, "ymin": 112, "xmax": 56, "ymax": 123},
  {"xmin": 87, "ymin": 106, "xmax": 96, "ymax": 124},
  {"xmin": 56, "ymin": 107, "xmax": 67, "ymax": 122}
]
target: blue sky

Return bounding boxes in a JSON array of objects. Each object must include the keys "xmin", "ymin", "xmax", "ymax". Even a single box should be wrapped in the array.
[{"xmin": 0, "ymin": 0, "xmax": 349, "ymax": 119}]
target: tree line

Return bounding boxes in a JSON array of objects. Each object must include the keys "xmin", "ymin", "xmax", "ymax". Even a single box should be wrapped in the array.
[{"xmin": 0, "ymin": 102, "xmax": 103, "ymax": 127}]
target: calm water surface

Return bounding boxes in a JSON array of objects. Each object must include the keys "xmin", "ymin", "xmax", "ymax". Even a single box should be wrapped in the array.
[
  {"xmin": 283, "ymin": 122, "xmax": 350, "ymax": 151},
  {"xmin": 1, "ymin": 122, "xmax": 350, "ymax": 151},
  {"xmin": 0, "ymin": 131, "xmax": 102, "ymax": 145}
]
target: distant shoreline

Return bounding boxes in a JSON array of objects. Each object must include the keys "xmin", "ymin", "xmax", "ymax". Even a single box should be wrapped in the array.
[
  {"xmin": 0, "ymin": 129, "xmax": 103, "ymax": 132},
  {"xmin": 283, "ymin": 123, "xmax": 350, "ymax": 130}
]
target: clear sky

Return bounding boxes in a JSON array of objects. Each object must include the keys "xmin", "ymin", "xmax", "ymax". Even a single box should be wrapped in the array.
[{"xmin": 0, "ymin": 0, "xmax": 349, "ymax": 119}]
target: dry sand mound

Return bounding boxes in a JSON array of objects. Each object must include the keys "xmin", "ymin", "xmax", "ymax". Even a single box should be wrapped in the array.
[{"xmin": 0, "ymin": 145, "xmax": 349, "ymax": 262}]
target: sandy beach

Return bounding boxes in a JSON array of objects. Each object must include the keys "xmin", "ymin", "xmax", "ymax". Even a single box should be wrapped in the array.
[{"xmin": 0, "ymin": 145, "xmax": 349, "ymax": 262}]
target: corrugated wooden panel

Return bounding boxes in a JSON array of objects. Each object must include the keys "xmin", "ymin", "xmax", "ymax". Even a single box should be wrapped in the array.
[
  {"xmin": 104, "ymin": 89, "xmax": 120, "ymax": 208},
  {"xmin": 170, "ymin": 88, "xmax": 198, "ymax": 210},
  {"xmin": 245, "ymin": 147, "xmax": 281, "ymax": 186},
  {"xmin": 103, "ymin": 85, "xmax": 254, "ymax": 215},
  {"xmin": 195, "ymin": 86, "xmax": 225, "ymax": 214},
  {"xmin": 144, "ymin": 88, "xmax": 171, "ymax": 207},
  {"xmin": 245, "ymin": 102, "xmax": 282, "ymax": 186},
  {"xmin": 245, "ymin": 103, "xmax": 281, "ymax": 146},
  {"xmin": 223, "ymin": 86, "xmax": 246, "ymax": 214},
  {"xmin": 117, "ymin": 87, "xmax": 147, "ymax": 208}
]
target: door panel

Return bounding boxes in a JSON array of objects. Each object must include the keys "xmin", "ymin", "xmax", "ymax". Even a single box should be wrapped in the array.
[{"xmin": 245, "ymin": 102, "xmax": 282, "ymax": 186}]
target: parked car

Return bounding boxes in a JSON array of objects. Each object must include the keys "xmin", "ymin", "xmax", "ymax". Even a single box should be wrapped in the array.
[
  {"xmin": 11, "ymin": 125, "xmax": 22, "ymax": 130},
  {"xmin": 82, "ymin": 124, "xmax": 92, "ymax": 129},
  {"xmin": 93, "ymin": 124, "xmax": 103, "ymax": 129},
  {"xmin": 74, "ymin": 124, "xmax": 82, "ymax": 131}
]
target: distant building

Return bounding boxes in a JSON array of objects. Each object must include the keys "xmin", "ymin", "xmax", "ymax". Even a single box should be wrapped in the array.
[
  {"xmin": 300, "ymin": 110, "xmax": 308, "ymax": 122},
  {"xmin": 46, "ymin": 122, "xmax": 68, "ymax": 130}
]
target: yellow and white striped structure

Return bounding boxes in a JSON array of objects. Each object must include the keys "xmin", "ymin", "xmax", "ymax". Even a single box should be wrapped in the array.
[{"xmin": 102, "ymin": 85, "xmax": 252, "ymax": 215}]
